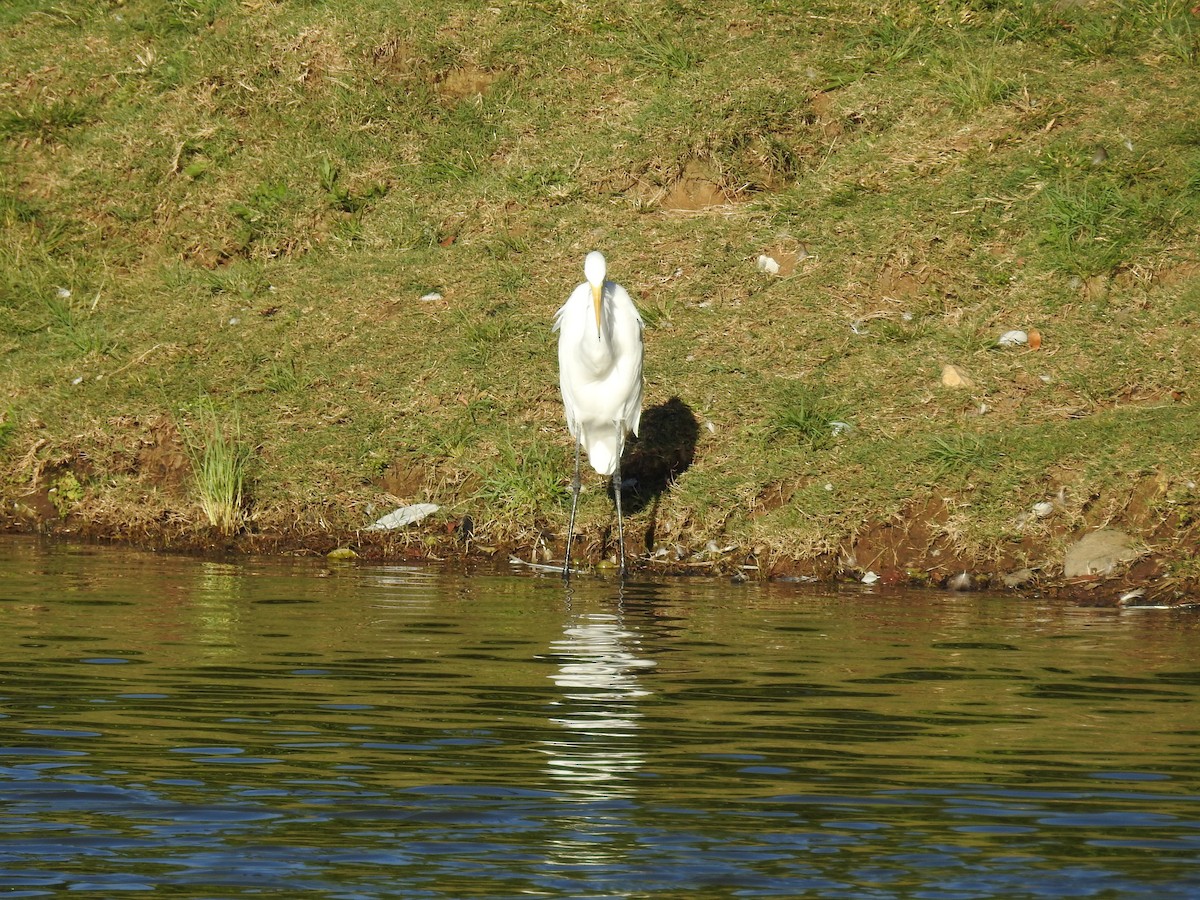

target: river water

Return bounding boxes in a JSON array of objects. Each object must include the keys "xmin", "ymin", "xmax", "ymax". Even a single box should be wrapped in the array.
[{"xmin": 0, "ymin": 537, "xmax": 1197, "ymax": 897}]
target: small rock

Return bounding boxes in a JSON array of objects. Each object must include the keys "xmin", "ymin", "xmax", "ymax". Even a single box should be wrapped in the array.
[
  {"xmin": 326, "ymin": 547, "xmax": 358, "ymax": 560},
  {"xmin": 365, "ymin": 503, "xmax": 440, "ymax": 531},
  {"xmin": 947, "ymin": 571, "xmax": 973, "ymax": 591},
  {"xmin": 941, "ymin": 364, "xmax": 973, "ymax": 388},
  {"xmin": 419, "ymin": 291, "xmax": 443, "ymax": 302},
  {"xmin": 756, "ymin": 254, "xmax": 781, "ymax": 275},
  {"xmin": 997, "ymin": 330, "xmax": 1028, "ymax": 347},
  {"xmin": 861, "ymin": 571, "xmax": 880, "ymax": 585},
  {"xmin": 1032, "ymin": 501, "xmax": 1055, "ymax": 518},
  {"xmin": 1063, "ymin": 528, "xmax": 1140, "ymax": 578}
]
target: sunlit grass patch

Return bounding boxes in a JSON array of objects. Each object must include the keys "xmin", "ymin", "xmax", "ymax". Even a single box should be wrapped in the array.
[
  {"xmin": 470, "ymin": 434, "xmax": 569, "ymax": 527},
  {"xmin": 0, "ymin": 0, "xmax": 1198, "ymax": 575}
]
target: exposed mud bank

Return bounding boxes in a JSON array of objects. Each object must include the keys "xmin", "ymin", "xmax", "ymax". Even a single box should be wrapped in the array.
[{"xmin": 4, "ymin": 498, "xmax": 1195, "ymax": 608}]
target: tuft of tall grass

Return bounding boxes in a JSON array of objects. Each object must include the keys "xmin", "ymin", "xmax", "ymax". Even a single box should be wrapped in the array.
[
  {"xmin": 939, "ymin": 41, "xmax": 1020, "ymax": 113},
  {"xmin": 188, "ymin": 409, "xmax": 252, "ymax": 536},
  {"xmin": 769, "ymin": 385, "xmax": 845, "ymax": 450},
  {"xmin": 630, "ymin": 24, "xmax": 700, "ymax": 74},
  {"xmin": 926, "ymin": 434, "xmax": 998, "ymax": 480},
  {"xmin": 42, "ymin": 288, "xmax": 112, "ymax": 355}
]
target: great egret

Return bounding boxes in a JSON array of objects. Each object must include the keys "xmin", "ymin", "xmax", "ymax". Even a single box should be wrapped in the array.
[{"xmin": 554, "ymin": 251, "xmax": 644, "ymax": 579}]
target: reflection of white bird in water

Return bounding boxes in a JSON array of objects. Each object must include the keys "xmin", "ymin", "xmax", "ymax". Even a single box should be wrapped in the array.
[{"xmin": 554, "ymin": 251, "xmax": 644, "ymax": 579}]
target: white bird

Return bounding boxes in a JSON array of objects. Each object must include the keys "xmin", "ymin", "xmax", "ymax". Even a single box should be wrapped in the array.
[{"xmin": 554, "ymin": 251, "xmax": 644, "ymax": 579}]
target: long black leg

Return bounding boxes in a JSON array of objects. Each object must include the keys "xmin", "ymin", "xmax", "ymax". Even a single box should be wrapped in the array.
[
  {"xmin": 563, "ymin": 436, "xmax": 582, "ymax": 580},
  {"xmin": 613, "ymin": 437, "xmax": 627, "ymax": 579}
]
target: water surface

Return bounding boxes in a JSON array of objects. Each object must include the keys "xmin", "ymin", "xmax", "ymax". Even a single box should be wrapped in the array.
[{"xmin": 1, "ymin": 538, "xmax": 1198, "ymax": 897}]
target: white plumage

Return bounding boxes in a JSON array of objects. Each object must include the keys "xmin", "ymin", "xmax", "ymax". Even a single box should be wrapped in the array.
[{"xmin": 553, "ymin": 251, "xmax": 644, "ymax": 577}]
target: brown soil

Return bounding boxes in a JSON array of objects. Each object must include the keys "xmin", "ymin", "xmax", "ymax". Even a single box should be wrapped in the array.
[
  {"xmin": 4, "ymin": 464, "xmax": 1196, "ymax": 607},
  {"xmin": 661, "ymin": 160, "xmax": 733, "ymax": 211}
]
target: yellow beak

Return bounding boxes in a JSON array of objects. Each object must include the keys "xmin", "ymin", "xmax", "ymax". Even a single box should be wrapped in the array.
[{"xmin": 591, "ymin": 281, "xmax": 603, "ymax": 335}]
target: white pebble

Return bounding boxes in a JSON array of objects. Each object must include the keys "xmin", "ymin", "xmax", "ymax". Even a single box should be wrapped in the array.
[
  {"xmin": 997, "ymin": 330, "xmax": 1028, "ymax": 347},
  {"xmin": 755, "ymin": 254, "xmax": 780, "ymax": 275}
]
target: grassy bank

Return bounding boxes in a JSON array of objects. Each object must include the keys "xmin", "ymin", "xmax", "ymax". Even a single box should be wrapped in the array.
[{"xmin": 3, "ymin": 0, "xmax": 1199, "ymax": 597}]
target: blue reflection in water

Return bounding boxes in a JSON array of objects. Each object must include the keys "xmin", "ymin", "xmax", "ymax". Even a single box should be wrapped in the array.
[{"xmin": 0, "ymin": 539, "xmax": 1197, "ymax": 897}]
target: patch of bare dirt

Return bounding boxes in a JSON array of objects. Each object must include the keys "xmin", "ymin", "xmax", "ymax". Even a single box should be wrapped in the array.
[
  {"xmin": 661, "ymin": 160, "xmax": 733, "ymax": 211},
  {"xmin": 1151, "ymin": 260, "xmax": 1200, "ymax": 287},
  {"xmin": 436, "ymin": 65, "xmax": 499, "ymax": 100},
  {"xmin": 845, "ymin": 497, "xmax": 976, "ymax": 584},
  {"xmin": 876, "ymin": 262, "xmax": 932, "ymax": 301},
  {"xmin": 810, "ymin": 91, "xmax": 845, "ymax": 138},
  {"xmin": 371, "ymin": 38, "xmax": 423, "ymax": 82},
  {"xmin": 133, "ymin": 418, "xmax": 190, "ymax": 491}
]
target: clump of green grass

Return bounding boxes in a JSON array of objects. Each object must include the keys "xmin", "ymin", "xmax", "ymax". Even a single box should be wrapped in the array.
[
  {"xmin": 630, "ymin": 24, "xmax": 700, "ymax": 75},
  {"xmin": 318, "ymin": 157, "xmax": 387, "ymax": 214},
  {"xmin": 1039, "ymin": 178, "xmax": 1139, "ymax": 275},
  {"xmin": 188, "ymin": 409, "xmax": 252, "ymax": 536},
  {"xmin": 855, "ymin": 18, "xmax": 928, "ymax": 73},
  {"xmin": 939, "ymin": 41, "xmax": 1020, "ymax": 112},
  {"xmin": 769, "ymin": 386, "xmax": 846, "ymax": 450},
  {"xmin": 42, "ymin": 288, "xmax": 111, "ymax": 355},
  {"xmin": 0, "ymin": 98, "xmax": 93, "ymax": 141},
  {"xmin": 926, "ymin": 434, "xmax": 998, "ymax": 480},
  {"xmin": 229, "ymin": 181, "xmax": 293, "ymax": 254}
]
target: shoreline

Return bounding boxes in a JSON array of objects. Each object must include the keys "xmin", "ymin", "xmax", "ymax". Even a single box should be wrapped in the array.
[{"xmin": 4, "ymin": 508, "xmax": 1194, "ymax": 608}]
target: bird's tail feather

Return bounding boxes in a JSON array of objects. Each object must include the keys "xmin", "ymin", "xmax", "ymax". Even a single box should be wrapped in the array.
[{"xmin": 586, "ymin": 438, "xmax": 619, "ymax": 478}]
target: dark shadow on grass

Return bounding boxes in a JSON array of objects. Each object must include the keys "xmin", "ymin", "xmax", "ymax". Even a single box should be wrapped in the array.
[{"xmin": 611, "ymin": 396, "xmax": 699, "ymax": 553}]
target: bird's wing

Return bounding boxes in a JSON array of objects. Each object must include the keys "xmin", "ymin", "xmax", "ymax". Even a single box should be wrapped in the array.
[{"xmin": 612, "ymin": 288, "xmax": 645, "ymax": 436}]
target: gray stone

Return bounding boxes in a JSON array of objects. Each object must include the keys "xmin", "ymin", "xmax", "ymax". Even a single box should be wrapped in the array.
[{"xmin": 1063, "ymin": 529, "xmax": 1140, "ymax": 578}]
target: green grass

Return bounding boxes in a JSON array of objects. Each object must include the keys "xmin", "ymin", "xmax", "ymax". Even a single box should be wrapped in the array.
[
  {"xmin": 1, "ymin": 0, "xmax": 1198, "ymax": 583},
  {"xmin": 187, "ymin": 407, "xmax": 252, "ymax": 536}
]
